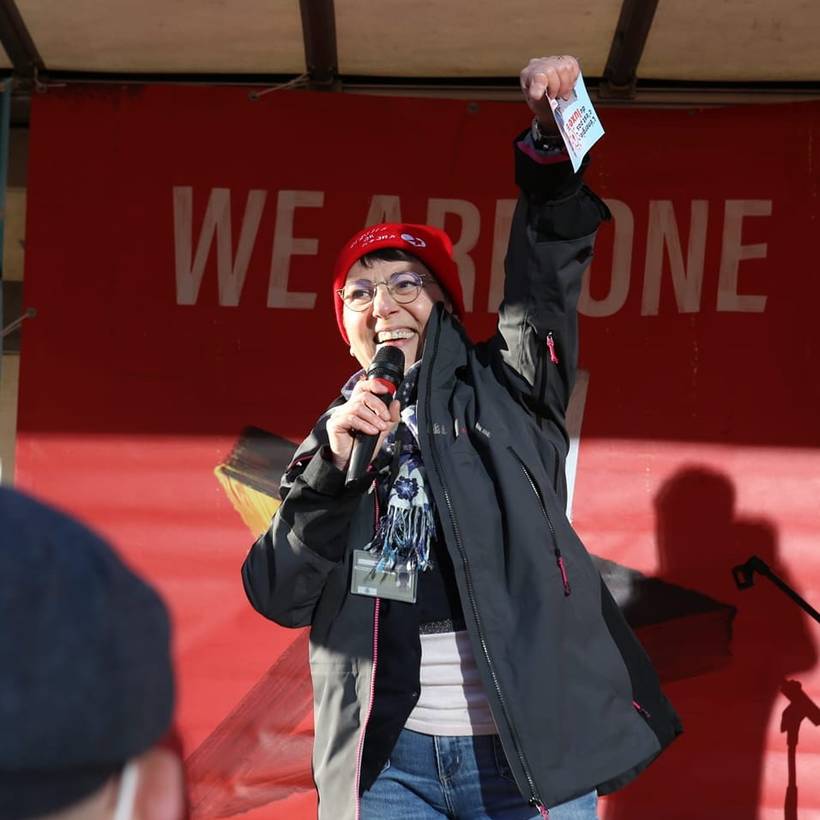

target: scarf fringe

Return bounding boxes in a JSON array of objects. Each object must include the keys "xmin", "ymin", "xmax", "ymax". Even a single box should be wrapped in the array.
[{"xmin": 367, "ymin": 498, "xmax": 435, "ymax": 572}]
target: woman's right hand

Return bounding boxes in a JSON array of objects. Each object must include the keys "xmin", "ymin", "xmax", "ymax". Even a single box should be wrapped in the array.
[{"xmin": 326, "ymin": 377, "xmax": 401, "ymax": 471}]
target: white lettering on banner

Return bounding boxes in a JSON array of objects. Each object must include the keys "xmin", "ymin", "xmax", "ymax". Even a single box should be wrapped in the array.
[
  {"xmin": 170, "ymin": 189, "xmax": 773, "ymax": 314},
  {"xmin": 268, "ymin": 191, "xmax": 323, "ymax": 309},
  {"xmin": 642, "ymin": 200, "xmax": 708, "ymax": 316},
  {"xmin": 717, "ymin": 200, "xmax": 771, "ymax": 313},
  {"xmin": 581, "ymin": 198, "xmax": 771, "ymax": 317},
  {"xmin": 365, "ymin": 195, "xmax": 403, "ymax": 225},
  {"xmin": 579, "ymin": 199, "xmax": 634, "ymax": 317},
  {"xmin": 487, "ymin": 199, "xmax": 517, "ymax": 313},
  {"xmin": 426, "ymin": 199, "xmax": 480, "ymax": 311},
  {"xmin": 173, "ymin": 187, "xmax": 267, "ymax": 306}
]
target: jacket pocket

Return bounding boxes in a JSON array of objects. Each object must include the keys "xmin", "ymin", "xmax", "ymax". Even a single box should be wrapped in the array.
[
  {"xmin": 547, "ymin": 439, "xmax": 562, "ymax": 496},
  {"xmin": 507, "ymin": 446, "xmax": 571, "ymax": 597}
]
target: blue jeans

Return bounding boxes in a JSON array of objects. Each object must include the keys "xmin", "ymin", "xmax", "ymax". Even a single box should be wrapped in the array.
[{"xmin": 360, "ymin": 729, "xmax": 598, "ymax": 819}]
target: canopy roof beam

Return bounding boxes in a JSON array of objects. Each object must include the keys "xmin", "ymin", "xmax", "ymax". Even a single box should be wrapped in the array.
[
  {"xmin": 0, "ymin": 0, "xmax": 44, "ymax": 83},
  {"xmin": 600, "ymin": 0, "xmax": 660, "ymax": 99},
  {"xmin": 299, "ymin": 0, "xmax": 340, "ymax": 90}
]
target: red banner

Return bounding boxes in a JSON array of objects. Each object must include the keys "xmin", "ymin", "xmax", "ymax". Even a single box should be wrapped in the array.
[{"xmin": 18, "ymin": 86, "xmax": 820, "ymax": 819}]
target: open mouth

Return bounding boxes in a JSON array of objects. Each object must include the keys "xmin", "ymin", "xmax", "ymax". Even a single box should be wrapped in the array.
[{"xmin": 375, "ymin": 329, "xmax": 416, "ymax": 344}]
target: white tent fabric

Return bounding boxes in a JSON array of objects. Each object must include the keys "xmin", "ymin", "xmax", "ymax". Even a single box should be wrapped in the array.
[{"xmin": 5, "ymin": 0, "xmax": 819, "ymax": 82}]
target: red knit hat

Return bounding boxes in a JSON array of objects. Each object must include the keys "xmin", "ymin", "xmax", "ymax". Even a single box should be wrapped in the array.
[{"xmin": 332, "ymin": 223, "xmax": 465, "ymax": 344}]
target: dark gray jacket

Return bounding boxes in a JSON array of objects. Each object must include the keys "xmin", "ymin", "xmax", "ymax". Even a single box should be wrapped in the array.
[{"xmin": 243, "ymin": 140, "xmax": 682, "ymax": 819}]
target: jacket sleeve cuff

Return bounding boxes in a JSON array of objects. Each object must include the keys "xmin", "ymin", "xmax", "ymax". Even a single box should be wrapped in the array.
[
  {"xmin": 514, "ymin": 127, "xmax": 589, "ymax": 199},
  {"xmin": 300, "ymin": 446, "xmax": 348, "ymax": 495},
  {"xmin": 300, "ymin": 446, "xmax": 376, "ymax": 496}
]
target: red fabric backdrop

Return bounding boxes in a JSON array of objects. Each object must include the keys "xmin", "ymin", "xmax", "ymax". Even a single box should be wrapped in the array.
[{"xmin": 17, "ymin": 85, "xmax": 820, "ymax": 819}]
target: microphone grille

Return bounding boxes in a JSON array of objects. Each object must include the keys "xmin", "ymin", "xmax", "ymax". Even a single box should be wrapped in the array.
[{"xmin": 368, "ymin": 345, "xmax": 405, "ymax": 381}]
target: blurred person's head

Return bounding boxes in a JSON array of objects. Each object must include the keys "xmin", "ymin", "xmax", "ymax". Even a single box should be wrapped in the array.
[{"xmin": 0, "ymin": 487, "xmax": 185, "ymax": 820}]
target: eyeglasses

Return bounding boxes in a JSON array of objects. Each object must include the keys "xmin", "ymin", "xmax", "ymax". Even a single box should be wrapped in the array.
[{"xmin": 337, "ymin": 271, "xmax": 433, "ymax": 311}]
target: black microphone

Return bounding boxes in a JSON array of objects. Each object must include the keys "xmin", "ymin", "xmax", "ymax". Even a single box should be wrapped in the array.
[{"xmin": 346, "ymin": 346, "xmax": 405, "ymax": 485}]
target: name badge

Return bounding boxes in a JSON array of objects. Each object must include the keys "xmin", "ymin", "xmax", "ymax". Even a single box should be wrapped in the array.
[{"xmin": 350, "ymin": 549, "xmax": 418, "ymax": 604}]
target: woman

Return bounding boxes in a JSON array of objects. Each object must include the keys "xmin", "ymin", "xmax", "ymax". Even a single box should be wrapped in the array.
[{"xmin": 243, "ymin": 56, "xmax": 681, "ymax": 820}]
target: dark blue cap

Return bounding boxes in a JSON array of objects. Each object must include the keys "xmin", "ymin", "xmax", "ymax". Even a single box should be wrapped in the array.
[{"xmin": 0, "ymin": 487, "xmax": 174, "ymax": 818}]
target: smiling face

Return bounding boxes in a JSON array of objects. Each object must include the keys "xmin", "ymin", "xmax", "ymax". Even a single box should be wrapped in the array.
[{"xmin": 342, "ymin": 257, "xmax": 449, "ymax": 370}]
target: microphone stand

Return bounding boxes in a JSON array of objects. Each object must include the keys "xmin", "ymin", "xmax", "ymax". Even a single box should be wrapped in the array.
[
  {"xmin": 733, "ymin": 560, "xmax": 820, "ymax": 818},
  {"xmin": 780, "ymin": 680, "xmax": 820, "ymax": 820},
  {"xmin": 732, "ymin": 555, "xmax": 820, "ymax": 624}
]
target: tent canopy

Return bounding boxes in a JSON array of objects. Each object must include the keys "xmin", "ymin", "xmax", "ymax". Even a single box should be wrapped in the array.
[{"xmin": 0, "ymin": 0, "xmax": 818, "ymax": 103}]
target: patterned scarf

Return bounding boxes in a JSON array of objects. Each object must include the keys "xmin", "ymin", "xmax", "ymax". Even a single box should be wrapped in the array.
[{"xmin": 341, "ymin": 364, "xmax": 436, "ymax": 573}]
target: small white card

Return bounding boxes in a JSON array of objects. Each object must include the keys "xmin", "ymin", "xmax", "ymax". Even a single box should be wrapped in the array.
[{"xmin": 549, "ymin": 72, "xmax": 605, "ymax": 172}]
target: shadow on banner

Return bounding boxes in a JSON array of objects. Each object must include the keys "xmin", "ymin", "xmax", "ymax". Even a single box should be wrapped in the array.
[{"xmin": 604, "ymin": 467, "xmax": 818, "ymax": 820}]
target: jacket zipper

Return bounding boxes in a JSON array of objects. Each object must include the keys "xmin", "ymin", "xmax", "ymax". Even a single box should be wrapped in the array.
[
  {"xmin": 536, "ymin": 332, "xmax": 558, "ymax": 435},
  {"xmin": 422, "ymin": 318, "xmax": 549, "ymax": 815},
  {"xmin": 354, "ymin": 487, "xmax": 383, "ymax": 820},
  {"xmin": 546, "ymin": 331, "xmax": 559, "ymax": 364},
  {"xmin": 353, "ymin": 597, "xmax": 380, "ymax": 819},
  {"xmin": 513, "ymin": 453, "xmax": 571, "ymax": 597}
]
